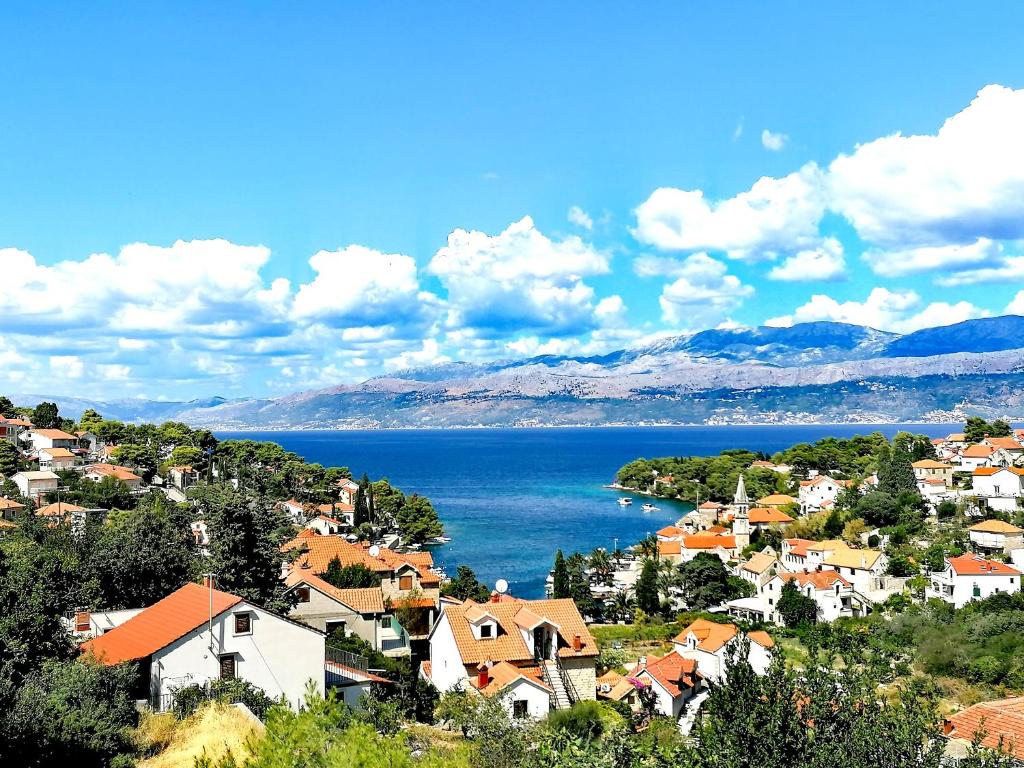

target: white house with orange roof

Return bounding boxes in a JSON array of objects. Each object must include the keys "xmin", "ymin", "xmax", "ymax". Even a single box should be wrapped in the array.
[
  {"xmin": 629, "ymin": 651, "xmax": 703, "ymax": 719},
  {"xmin": 798, "ymin": 474, "xmax": 850, "ymax": 514},
  {"xmin": 927, "ymin": 554, "xmax": 1021, "ymax": 608},
  {"xmin": 38, "ymin": 446, "xmax": 77, "ymax": 471},
  {"xmin": 80, "ymin": 581, "xmax": 325, "ymax": 711},
  {"xmin": 781, "ymin": 538, "xmax": 815, "ymax": 569},
  {"xmin": 769, "ymin": 570, "xmax": 870, "ymax": 623},
  {"xmin": 336, "ymin": 478, "xmax": 359, "ymax": 506},
  {"xmin": 819, "ymin": 546, "xmax": 887, "ymax": 595},
  {"xmin": 0, "ymin": 416, "xmax": 32, "ymax": 446},
  {"xmin": 658, "ymin": 533, "xmax": 737, "ymax": 565},
  {"xmin": 671, "ymin": 618, "xmax": 773, "ymax": 682},
  {"xmin": 912, "ymin": 459, "xmax": 953, "ymax": 487},
  {"xmin": 747, "ymin": 506, "xmax": 795, "ymax": 532},
  {"xmin": 284, "ymin": 570, "xmax": 410, "ymax": 657},
  {"xmin": 84, "ymin": 463, "xmax": 143, "ymax": 490},
  {"xmin": 971, "ymin": 466, "xmax": 1024, "ymax": 513},
  {"xmin": 959, "ymin": 444, "xmax": 998, "ymax": 472},
  {"xmin": 982, "ymin": 436, "xmax": 1024, "ymax": 464},
  {"xmin": 425, "ymin": 593, "xmax": 597, "ymax": 716},
  {"xmin": 756, "ymin": 493, "xmax": 797, "ymax": 509},
  {"xmin": 25, "ymin": 428, "xmax": 78, "ymax": 452},
  {"xmin": 968, "ymin": 519, "xmax": 1024, "ymax": 555},
  {"xmin": 11, "ymin": 469, "xmax": 59, "ymax": 500}
]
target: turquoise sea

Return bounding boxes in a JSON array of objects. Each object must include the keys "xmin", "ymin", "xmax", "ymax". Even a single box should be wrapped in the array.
[{"xmin": 218, "ymin": 425, "xmax": 958, "ymax": 598}]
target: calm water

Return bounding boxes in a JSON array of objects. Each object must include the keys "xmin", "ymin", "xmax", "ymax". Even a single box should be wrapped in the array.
[{"xmin": 219, "ymin": 424, "xmax": 958, "ymax": 598}]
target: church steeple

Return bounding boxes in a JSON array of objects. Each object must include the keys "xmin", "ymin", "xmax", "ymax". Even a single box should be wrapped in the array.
[
  {"xmin": 732, "ymin": 474, "xmax": 750, "ymax": 549},
  {"xmin": 733, "ymin": 473, "xmax": 749, "ymax": 512}
]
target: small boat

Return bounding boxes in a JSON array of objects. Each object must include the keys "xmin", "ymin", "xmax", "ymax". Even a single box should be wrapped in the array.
[
  {"xmin": 617, "ymin": 497, "xmax": 633, "ymax": 506},
  {"xmin": 432, "ymin": 535, "xmax": 452, "ymax": 544},
  {"xmin": 641, "ymin": 503, "xmax": 659, "ymax": 512}
]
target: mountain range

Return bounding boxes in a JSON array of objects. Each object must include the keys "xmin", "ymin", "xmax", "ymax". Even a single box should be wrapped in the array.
[{"xmin": 14, "ymin": 315, "xmax": 1024, "ymax": 429}]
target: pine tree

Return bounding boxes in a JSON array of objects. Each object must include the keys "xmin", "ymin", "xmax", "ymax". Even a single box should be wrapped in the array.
[
  {"xmin": 354, "ymin": 473, "xmax": 370, "ymax": 526},
  {"xmin": 879, "ymin": 442, "xmax": 918, "ymax": 498},
  {"xmin": 635, "ymin": 557, "xmax": 660, "ymax": 615},
  {"xmin": 551, "ymin": 549, "xmax": 569, "ymax": 598}
]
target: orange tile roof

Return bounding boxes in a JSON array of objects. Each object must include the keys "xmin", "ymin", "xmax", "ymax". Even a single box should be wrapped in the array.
[
  {"xmin": 82, "ymin": 582, "xmax": 242, "ymax": 664},
  {"xmin": 698, "ymin": 501, "xmax": 723, "ymax": 510},
  {"xmin": 963, "ymin": 445, "xmax": 996, "ymax": 458},
  {"xmin": 283, "ymin": 534, "xmax": 439, "ymax": 585},
  {"xmin": 468, "ymin": 661, "xmax": 551, "ymax": 696},
  {"xmin": 706, "ymin": 525, "xmax": 728, "ymax": 534},
  {"xmin": 781, "ymin": 571, "xmax": 851, "ymax": 590},
  {"xmin": 757, "ymin": 494, "xmax": 797, "ymax": 506},
  {"xmin": 946, "ymin": 433, "xmax": 967, "ymax": 442},
  {"xmin": 748, "ymin": 507, "xmax": 794, "ymax": 524},
  {"xmin": 784, "ymin": 538, "xmax": 816, "ymax": 558},
  {"xmin": 741, "ymin": 552, "xmax": 780, "ymax": 575},
  {"xmin": 284, "ymin": 570, "xmax": 386, "ymax": 613},
  {"xmin": 442, "ymin": 597, "xmax": 597, "ymax": 665},
  {"xmin": 748, "ymin": 630, "xmax": 774, "ymax": 649},
  {"xmin": 656, "ymin": 525, "xmax": 685, "ymax": 538},
  {"xmin": 947, "ymin": 554, "xmax": 1021, "ymax": 577},
  {"xmin": 35, "ymin": 501, "xmax": 86, "ymax": 517},
  {"xmin": 0, "ymin": 497, "xmax": 26, "ymax": 511},
  {"xmin": 986, "ymin": 437, "xmax": 1024, "ymax": 450},
  {"xmin": 32, "ymin": 428, "xmax": 77, "ymax": 440},
  {"xmin": 674, "ymin": 618, "xmax": 738, "ymax": 652},
  {"xmin": 39, "ymin": 447, "xmax": 76, "ymax": 459},
  {"xmin": 911, "ymin": 459, "xmax": 952, "ymax": 469},
  {"xmin": 973, "ymin": 466, "xmax": 1024, "ymax": 476},
  {"xmin": 969, "ymin": 519, "xmax": 1024, "ymax": 534},
  {"xmin": 683, "ymin": 534, "xmax": 736, "ymax": 550},
  {"xmin": 946, "ymin": 697, "xmax": 1024, "ymax": 760},
  {"xmin": 636, "ymin": 651, "xmax": 701, "ymax": 697},
  {"xmin": 658, "ymin": 540, "xmax": 681, "ymax": 556},
  {"xmin": 86, "ymin": 463, "xmax": 142, "ymax": 482}
]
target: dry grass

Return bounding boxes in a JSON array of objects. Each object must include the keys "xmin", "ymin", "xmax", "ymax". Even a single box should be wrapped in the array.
[{"xmin": 138, "ymin": 702, "xmax": 261, "ymax": 768}]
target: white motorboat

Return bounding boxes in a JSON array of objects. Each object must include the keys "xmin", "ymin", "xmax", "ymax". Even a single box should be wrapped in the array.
[
  {"xmin": 617, "ymin": 497, "xmax": 633, "ymax": 506},
  {"xmin": 641, "ymin": 503, "xmax": 659, "ymax": 512}
]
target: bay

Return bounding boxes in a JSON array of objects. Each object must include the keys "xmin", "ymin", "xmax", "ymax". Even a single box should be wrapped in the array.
[{"xmin": 218, "ymin": 424, "xmax": 959, "ymax": 598}]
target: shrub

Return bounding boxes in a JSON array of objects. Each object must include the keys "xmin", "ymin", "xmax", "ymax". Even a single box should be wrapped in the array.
[
  {"xmin": 546, "ymin": 700, "xmax": 607, "ymax": 740},
  {"xmin": 171, "ymin": 678, "xmax": 278, "ymax": 719}
]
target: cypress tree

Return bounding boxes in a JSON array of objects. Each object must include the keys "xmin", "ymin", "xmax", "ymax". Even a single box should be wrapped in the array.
[
  {"xmin": 635, "ymin": 557, "xmax": 660, "ymax": 615},
  {"xmin": 552, "ymin": 549, "xmax": 569, "ymax": 598}
]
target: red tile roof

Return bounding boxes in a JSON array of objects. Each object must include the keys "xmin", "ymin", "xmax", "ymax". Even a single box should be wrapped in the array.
[
  {"xmin": 82, "ymin": 582, "xmax": 242, "ymax": 664},
  {"xmin": 284, "ymin": 570, "xmax": 386, "ymax": 613},
  {"xmin": 946, "ymin": 697, "xmax": 1024, "ymax": 760},
  {"xmin": 283, "ymin": 534, "xmax": 439, "ymax": 585},
  {"xmin": 635, "ymin": 651, "xmax": 701, "ymax": 697},
  {"xmin": 781, "ymin": 570, "xmax": 851, "ymax": 590},
  {"xmin": 748, "ymin": 507, "xmax": 795, "ymax": 524},
  {"xmin": 683, "ymin": 534, "xmax": 736, "ymax": 550},
  {"xmin": 963, "ymin": 445, "xmax": 997, "ymax": 458},
  {"xmin": 947, "ymin": 554, "xmax": 1021, "ymax": 577}
]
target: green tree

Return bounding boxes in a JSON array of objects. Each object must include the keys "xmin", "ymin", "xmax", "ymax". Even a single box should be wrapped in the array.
[
  {"xmin": 878, "ymin": 442, "xmax": 918, "ymax": 498},
  {"xmin": 322, "ymin": 558, "xmax": 381, "ymax": 589},
  {"xmin": 566, "ymin": 552, "xmax": 597, "ymax": 619},
  {"xmin": 0, "ymin": 395, "xmax": 14, "ymax": 418},
  {"xmin": 965, "ymin": 416, "xmax": 1011, "ymax": 442},
  {"xmin": 111, "ymin": 443, "xmax": 159, "ymax": 478},
  {"xmin": 776, "ymin": 580, "xmax": 818, "ymax": 628},
  {"xmin": 823, "ymin": 506, "xmax": 844, "ymax": 537},
  {"xmin": 588, "ymin": 548, "xmax": 614, "ymax": 586},
  {"xmin": 394, "ymin": 493, "xmax": 443, "ymax": 546},
  {"xmin": 635, "ymin": 557, "xmax": 660, "ymax": 615},
  {"xmin": 0, "ymin": 440, "xmax": 20, "ymax": 478},
  {"xmin": 856, "ymin": 491, "xmax": 900, "ymax": 528},
  {"xmin": 31, "ymin": 401, "xmax": 61, "ymax": 429},
  {"xmin": 354, "ymin": 473, "xmax": 370, "ymax": 526},
  {"xmin": 441, "ymin": 564, "xmax": 491, "ymax": 602},
  {"xmin": 551, "ymin": 549, "xmax": 569, "ymax": 599},
  {"xmin": 679, "ymin": 552, "xmax": 732, "ymax": 610},
  {"xmin": 936, "ymin": 499, "xmax": 958, "ymax": 520}
]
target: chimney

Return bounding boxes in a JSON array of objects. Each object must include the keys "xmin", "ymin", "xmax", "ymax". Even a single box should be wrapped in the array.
[
  {"xmin": 490, "ymin": 591, "xmax": 500, "ymax": 603},
  {"xmin": 74, "ymin": 611, "xmax": 91, "ymax": 633},
  {"xmin": 572, "ymin": 634, "xmax": 582, "ymax": 652},
  {"xmin": 942, "ymin": 719, "xmax": 954, "ymax": 736},
  {"xmin": 203, "ymin": 575, "xmax": 216, "ymax": 589},
  {"xmin": 478, "ymin": 662, "xmax": 490, "ymax": 688}
]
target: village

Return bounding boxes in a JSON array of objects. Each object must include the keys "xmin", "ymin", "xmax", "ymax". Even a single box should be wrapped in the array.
[{"xmin": 2, "ymin": 402, "xmax": 1024, "ymax": 766}]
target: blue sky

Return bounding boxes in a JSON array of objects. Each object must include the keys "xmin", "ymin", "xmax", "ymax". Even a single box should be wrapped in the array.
[{"xmin": 2, "ymin": 3, "xmax": 1024, "ymax": 399}]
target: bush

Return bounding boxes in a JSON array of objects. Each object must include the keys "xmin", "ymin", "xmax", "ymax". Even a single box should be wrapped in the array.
[
  {"xmin": 546, "ymin": 700, "xmax": 607, "ymax": 740},
  {"xmin": 171, "ymin": 678, "xmax": 278, "ymax": 719}
]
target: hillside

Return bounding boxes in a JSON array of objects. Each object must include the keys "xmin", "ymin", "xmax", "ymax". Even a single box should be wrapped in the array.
[{"xmin": 15, "ymin": 316, "xmax": 1024, "ymax": 428}]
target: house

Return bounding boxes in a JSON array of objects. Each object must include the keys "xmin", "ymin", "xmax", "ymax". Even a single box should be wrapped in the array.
[
  {"xmin": 971, "ymin": 467, "xmax": 1024, "ymax": 513},
  {"xmin": 280, "ymin": 498, "xmax": 307, "ymax": 524},
  {"xmin": 80, "ymin": 581, "xmax": 325, "ymax": 711},
  {"xmin": 756, "ymin": 493, "xmax": 798, "ymax": 509},
  {"xmin": 167, "ymin": 465, "xmax": 199, "ymax": 491},
  {"xmin": 959, "ymin": 444, "xmax": 998, "ymax": 472},
  {"xmin": 911, "ymin": 459, "xmax": 953, "ymax": 487},
  {"xmin": 805, "ymin": 539, "xmax": 849, "ymax": 568},
  {"xmin": 726, "ymin": 551, "xmax": 788, "ymax": 623},
  {"xmin": 695, "ymin": 501, "xmax": 724, "ymax": 527},
  {"xmin": 84, "ymin": 463, "xmax": 143, "ymax": 490},
  {"xmin": 656, "ymin": 524, "xmax": 686, "ymax": 541},
  {"xmin": 38, "ymin": 447, "xmax": 77, "ymax": 471},
  {"xmin": 798, "ymin": 475, "xmax": 850, "ymax": 513},
  {"xmin": 306, "ymin": 514, "xmax": 351, "ymax": 536},
  {"xmin": 671, "ymin": 618, "xmax": 773, "ymax": 682},
  {"xmin": 770, "ymin": 570, "xmax": 870, "ymax": 623},
  {"xmin": 969, "ymin": 519, "xmax": 1024, "ymax": 555},
  {"xmin": 424, "ymin": 594, "xmax": 597, "ymax": 717},
  {"xmin": 336, "ymin": 478, "xmax": 359, "ymax": 506},
  {"xmin": 0, "ymin": 496, "xmax": 26, "ymax": 520},
  {"xmin": 283, "ymin": 533, "xmax": 440, "ymax": 635},
  {"xmin": 35, "ymin": 501, "xmax": 88, "ymax": 526},
  {"xmin": 983, "ymin": 436, "xmax": 1024, "ymax": 463},
  {"xmin": 630, "ymin": 652, "xmax": 703, "ymax": 719},
  {"xmin": 747, "ymin": 506, "xmax": 795, "ymax": 532},
  {"xmin": 0, "ymin": 416, "xmax": 31, "ymax": 446},
  {"xmin": 658, "ymin": 534, "xmax": 737, "ymax": 565},
  {"xmin": 736, "ymin": 550, "xmax": 786, "ymax": 593},
  {"xmin": 926, "ymin": 554, "xmax": 1021, "ymax": 608},
  {"xmin": 285, "ymin": 570, "xmax": 410, "ymax": 657},
  {"xmin": 595, "ymin": 670, "xmax": 639, "ymax": 708},
  {"xmin": 76, "ymin": 430, "xmax": 99, "ymax": 454},
  {"xmin": 313, "ymin": 502, "xmax": 355, "ymax": 529},
  {"xmin": 24, "ymin": 428, "xmax": 78, "ymax": 452},
  {"xmin": 820, "ymin": 547, "xmax": 888, "ymax": 595},
  {"xmin": 781, "ymin": 538, "xmax": 816, "ymax": 569},
  {"xmin": 943, "ymin": 697, "xmax": 1024, "ymax": 763},
  {"xmin": 11, "ymin": 469, "xmax": 59, "ymax": 500}
]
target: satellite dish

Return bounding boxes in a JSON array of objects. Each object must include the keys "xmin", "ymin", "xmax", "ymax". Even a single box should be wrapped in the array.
[
  {"xmin": 495, "ymin": 578, "xmax": 509, "ymax": 595},
  {"xmin": 368, "ymin": 545, "xmax": 381, "ymax": 557}
]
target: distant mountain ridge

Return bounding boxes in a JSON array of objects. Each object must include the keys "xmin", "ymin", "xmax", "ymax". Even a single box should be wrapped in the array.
[{"xmin": 15, "ymin": 315, "xmax": 1024, "ymax": 428}]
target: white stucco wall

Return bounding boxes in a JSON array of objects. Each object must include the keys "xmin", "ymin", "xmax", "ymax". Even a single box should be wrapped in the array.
[
  {"xmin": 152, "ymin": 602, "xmax": 324, "ymax": 710},
  {"xmin": 288, "ymin": 587, "xmax": 383, "ymax": 650},
  {"xmin": 427, "ymin": 613, "xmax": 465, "ymax": 693}
]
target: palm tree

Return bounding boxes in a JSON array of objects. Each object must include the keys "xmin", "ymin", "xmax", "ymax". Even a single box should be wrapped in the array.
[
  {"xmin": 656, "ymin": 558, "xmax": 679, "ymax": 601},
  {"xmin": 634, "ymin": 535, "xmax": 659, "ymax": 559},
  {"xmin": 589, "ymin": 548, "xmax": 614, "ymax": 586},
  {"xmin": 610, "ymin": 589, "xmax": 635, "ymax": 623},
  {"xmin": 611, "ymin": 547, "xmax": 626, "ymax": 566}
]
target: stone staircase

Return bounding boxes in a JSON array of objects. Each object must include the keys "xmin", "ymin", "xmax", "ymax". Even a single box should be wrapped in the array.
[
  {"xmin": 678, "ymin": 689, "xmax": 710, "ymax": 735},
  {"xmin": 542, "ymin": 660, "xmax": 572, "ymax": 710}
]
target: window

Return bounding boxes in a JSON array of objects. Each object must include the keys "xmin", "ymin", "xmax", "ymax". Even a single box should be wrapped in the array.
[
  {"xmin": 399, "ymin": 575, "xmax": 413, "ymax": 590},
  {"xmin": 973, "ymin": 583, "xmax": 981, "ymax": 597},
  {"xmin": 295, "ymin": 587, "xmax": 310, "ymax": 603},
  {"xmin": 219, "ymin": 654, "xmax": 236, "ymax": 680},
  {"xmin": 513, "ymin": 700, "xmax": 529, "ymax": 719},
  {"xmin": 381, "ymin": 616, "xmax": 392, "ymax": 628},
  {"xmin": 234, "ymin": 613, "xmax": 252, "ymax": 634},
  {"xmin": 326, "ymin": 620, "xmax": 347, "ymax": 637},
  {"xmin": 480, "ymin": 623, "xmax": 493, "ymax": 638}
]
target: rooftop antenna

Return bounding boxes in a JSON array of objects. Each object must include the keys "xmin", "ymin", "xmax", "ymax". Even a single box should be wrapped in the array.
[{"xmin": 495, "ymin": 578, "xmax": 509, "ymax": 595}]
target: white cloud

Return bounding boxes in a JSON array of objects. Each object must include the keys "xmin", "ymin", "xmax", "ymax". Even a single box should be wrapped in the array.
[
  {"xmin": 568, "ymin": 205, "xmax": 594, "ymax": 230},
  {"xmin": 50, "ymin": 355, "xmax": 84, "ymax": 379},
  {"xmin": 733, "ymin": 119, "xmax": 744, "ymax": 140},
  {"xmin": 768, "ymin": 238, "xmax": 846, "ymax": 281},
  {"xmin": 428, "ymin": 216, "xmax": 613, "ymax": 336},
  {"xmin": 862, "ymin": 237, "xmax": 1008, "ymax": 279},
  {"xmin": 829, "ymin": 84, "xmax": 1024, "ymax": 247},
  {"xmin": 761, "ymin": 129, "xmax": 788, "ymax": 151},
  {"xmin": 635, "ymin": 253, "xmax": 754, "ymax": 328},
  {"xmin": 766, "ymin": 287, "xmax": 989, "ymax": 333},
  {"xmin": 633, "ymin": 163, "xmax": 826, "ymax": 261},
  {"xmin": 292, "ymin": 245, "xmax": 434, "ymax": 330},
  {"xmin": 1006, "ymin": 291, "xmax": 1024, "ymax": 316}
]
